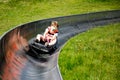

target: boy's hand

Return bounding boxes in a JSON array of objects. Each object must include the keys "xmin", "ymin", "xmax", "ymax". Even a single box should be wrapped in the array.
[{"xmin": 45, "ymin": 42, "xmax": 49, "ymax": 47}]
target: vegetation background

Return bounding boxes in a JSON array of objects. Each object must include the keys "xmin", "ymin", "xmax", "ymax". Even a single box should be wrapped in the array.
[{"xmin": 0, "ymin": 0, "xmax": 120, "ymax": 80}]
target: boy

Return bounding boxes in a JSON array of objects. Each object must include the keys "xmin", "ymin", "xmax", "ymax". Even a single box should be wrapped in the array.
[{"xmin": 36, "ymin": 21, "xmax": 59, "ymax": 47}]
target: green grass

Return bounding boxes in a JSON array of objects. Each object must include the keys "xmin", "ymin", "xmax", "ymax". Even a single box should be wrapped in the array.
[
  {"xmin": 0, "ymin": 0, "xmax": 120, "ymax": 80},
  {"xmin": 0, "ymin": 0, "xmax": 120, "ymax": 35},
  {"xmin": 59, "ymin": 23, "xmax": 120, "ymax": 80}
]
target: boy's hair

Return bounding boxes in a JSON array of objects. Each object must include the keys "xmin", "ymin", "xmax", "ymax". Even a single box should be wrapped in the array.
[{"xmin": 51, "ymin": 21, "xmax": 59, "ymax": 27}]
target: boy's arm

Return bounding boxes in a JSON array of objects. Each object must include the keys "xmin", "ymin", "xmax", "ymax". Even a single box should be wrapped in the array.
[
  {"xmin": 43, "ymin": 28, "xmax": 48, "ymax": 36},
  {"xmin": 52, "ymin": 33, "xmax": 58, "ymax": 40}
]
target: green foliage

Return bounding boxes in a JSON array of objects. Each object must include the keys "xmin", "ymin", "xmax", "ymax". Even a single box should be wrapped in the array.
[
  {"xmin": 59, "ymin": 23, "xmax": 120, "ymax": 80},
  {"xmin": 87, "ymin": 0, "xmax": 120, "ymax": 3}
]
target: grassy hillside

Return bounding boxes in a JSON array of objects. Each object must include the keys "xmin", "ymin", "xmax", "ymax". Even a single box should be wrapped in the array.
[
  {"xmin": 59, "ymin": 23, "xmax": 120, "ymax": 80},
  {"xmin": 0, "ymin": 0, "xmax": 120, "ymax": 35}
]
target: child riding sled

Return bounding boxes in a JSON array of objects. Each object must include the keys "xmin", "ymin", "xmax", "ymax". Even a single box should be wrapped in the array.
[{"xmin": 35, "ymin": 21, "xmax": 59, "ymax": 47}]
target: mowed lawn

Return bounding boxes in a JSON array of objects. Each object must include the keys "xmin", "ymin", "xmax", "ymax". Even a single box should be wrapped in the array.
[
  {"xmin": 59, "ymin": 23, "xmax": 120, "ymax": 80},
  {"xmin": 0, "ymin": 0, "xmax": 120, "ymax": 80},
  {"xmin": 0, "ymin": 0, "xmax": 120, "ymax": 35}
]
